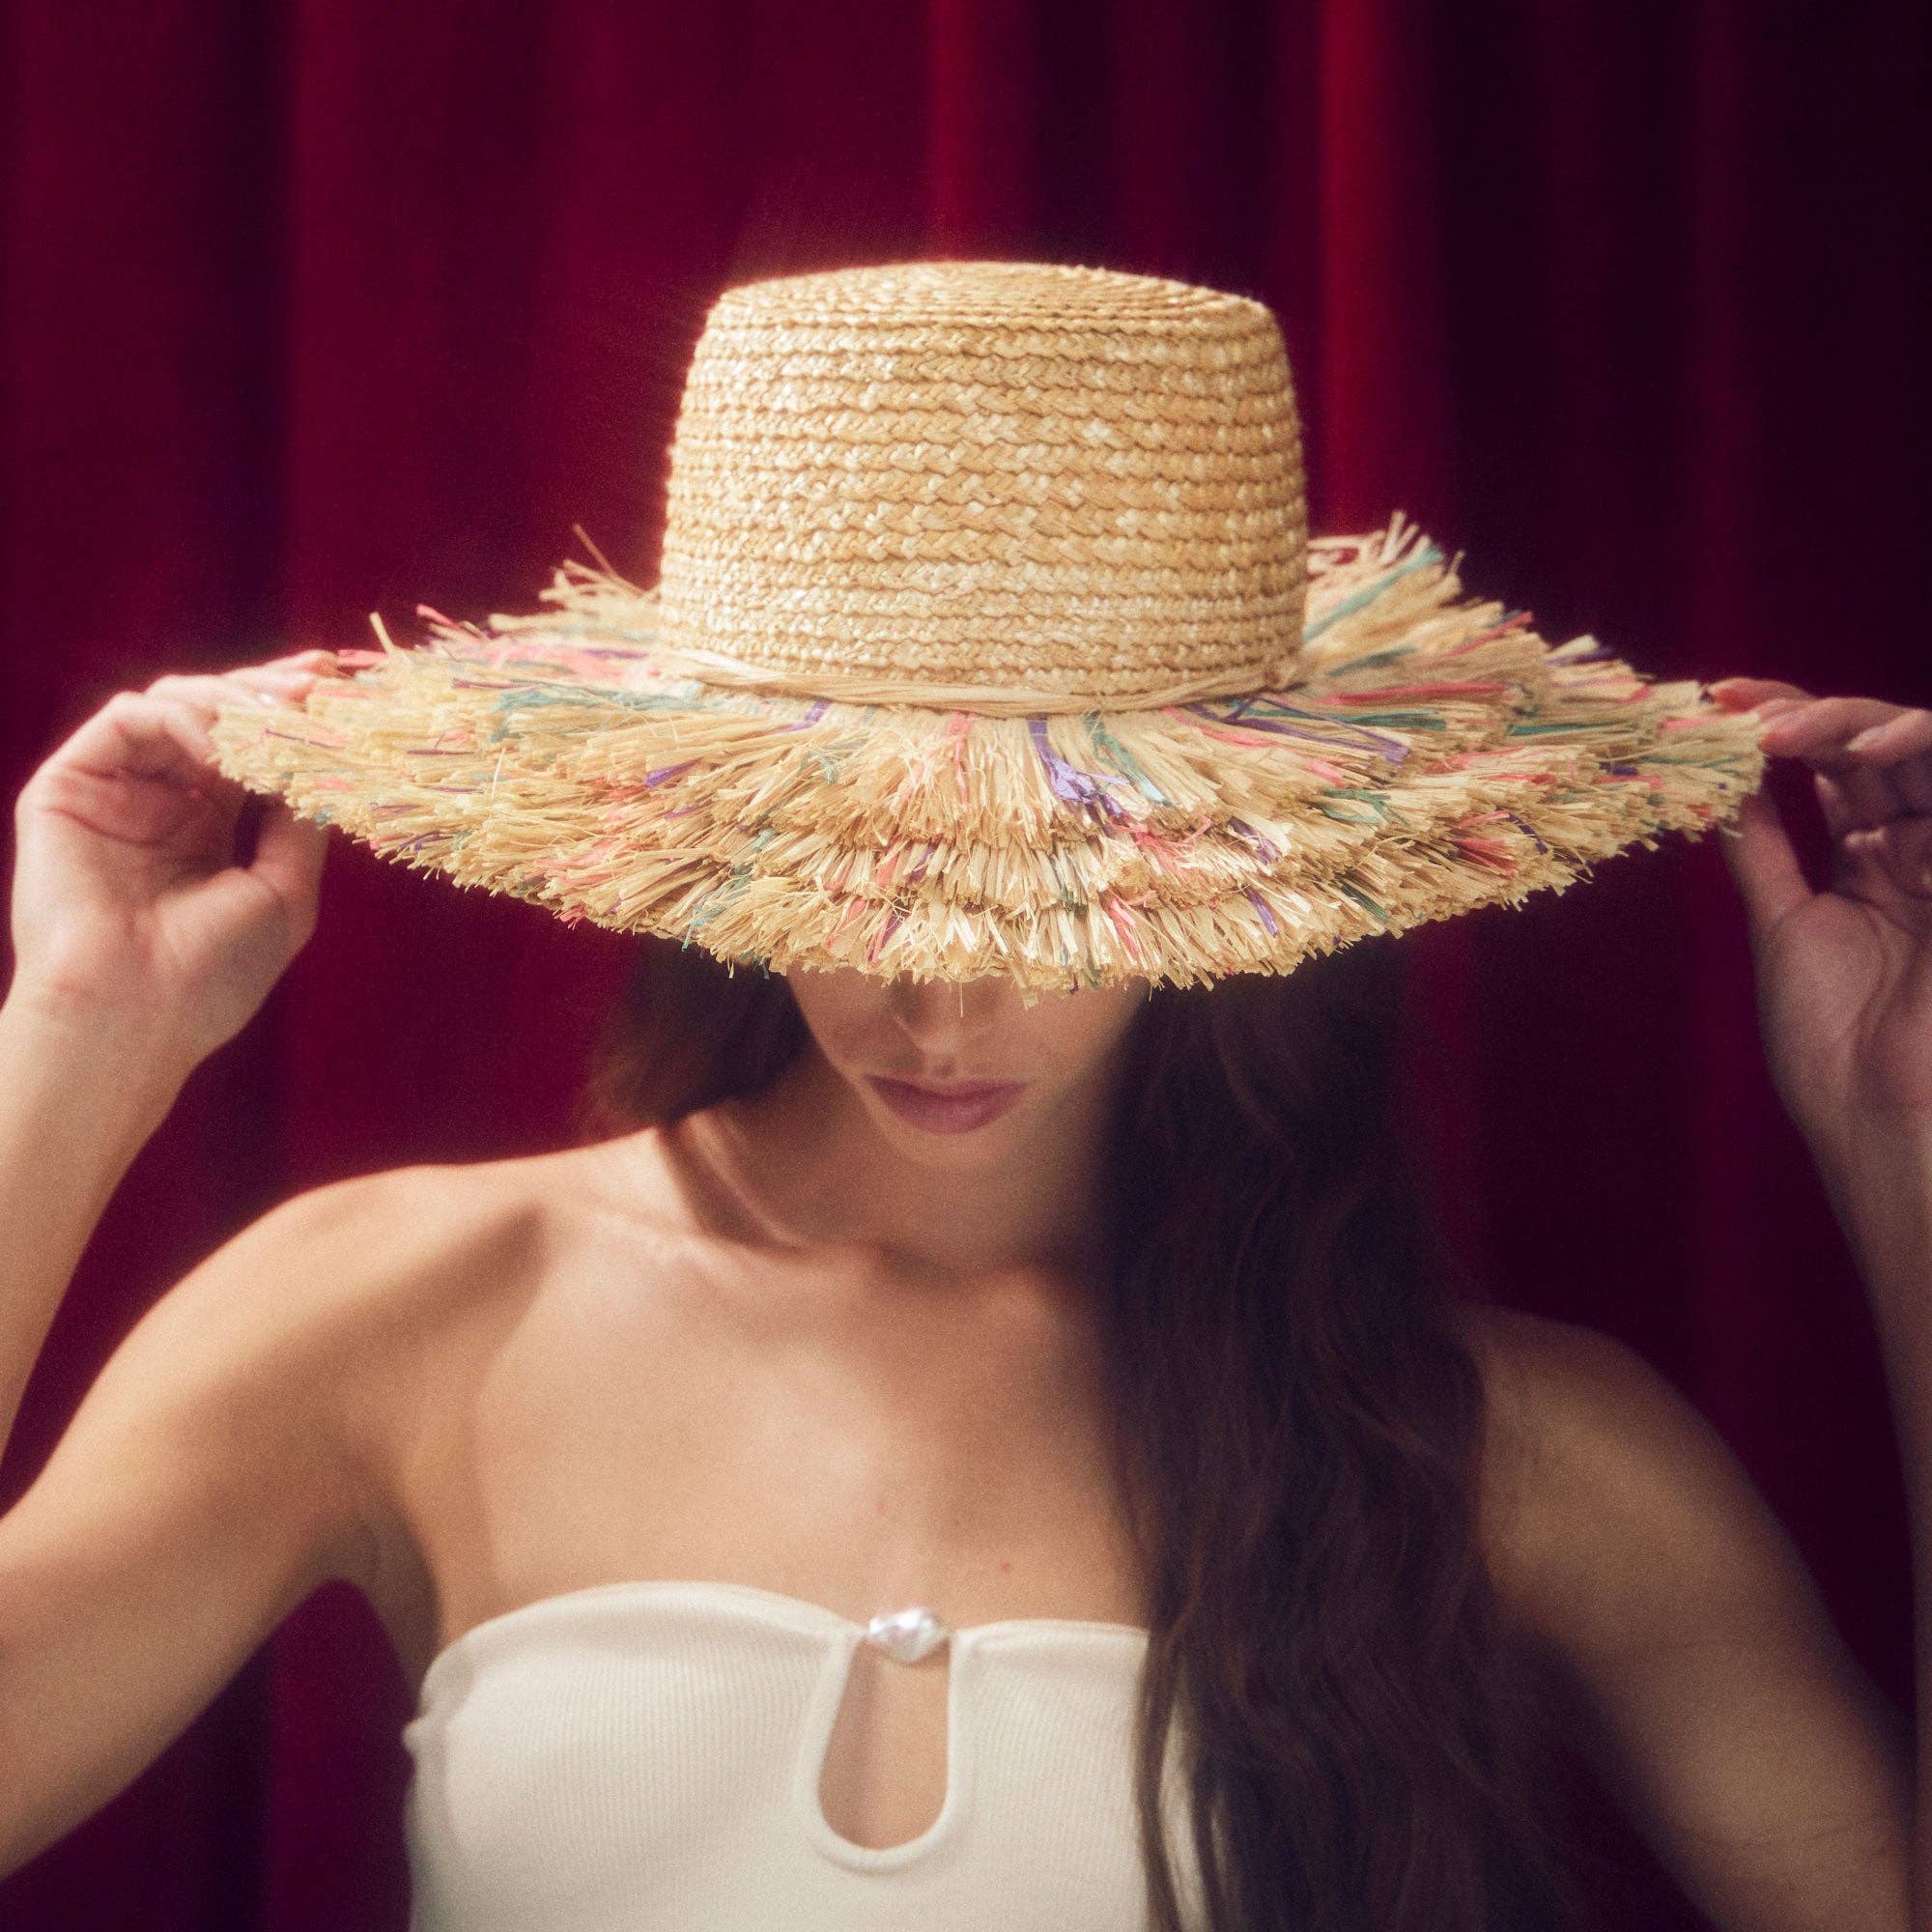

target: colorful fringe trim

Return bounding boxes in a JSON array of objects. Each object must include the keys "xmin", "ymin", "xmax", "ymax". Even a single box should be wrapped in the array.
[{"xmin": 207, "ymin": 513, "xmax": 1767, "ymax": 995}]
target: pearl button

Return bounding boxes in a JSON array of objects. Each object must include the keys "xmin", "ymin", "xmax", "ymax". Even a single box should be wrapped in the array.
[{"xmin": 863, "ymin": 1605, "xmax": 951, "ymax": 1662}]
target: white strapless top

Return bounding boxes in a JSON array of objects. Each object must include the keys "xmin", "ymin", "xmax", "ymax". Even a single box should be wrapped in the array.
[{"xmin": 401, "ymin": 1578, "xmax": 1206, "ymax": 1930}]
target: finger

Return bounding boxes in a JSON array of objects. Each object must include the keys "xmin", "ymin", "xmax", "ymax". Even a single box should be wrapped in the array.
[
  {"xmin": 220, "ymin": 663, "xmax": 325, "ymax": 693},
  {"xmin": 1844, "ymin": 710, "xmax": 1932, "ymax": 756},
  {"xmin": 1710, "ymin": 676, "xmax": 1813, "ymax": 708},
  {"xmin": 208, "ymin": 671, "xmax": 316, "ymax": 719},
  {"xmin": 226, "ymin": 664, "xmax": 315, "ymax": 686},
  {"xmin": 54, "ymin": 690, "xmax": 221, "ymax": 785},
  {"xmin": 151, "ymin": 668, "xmax": 318, "ymax": 714},
  {"xmin": 1756, "ymin": 695, "xmax": 1914, "ymax": 767},
  {"xmin": 1841, "ymin": 709, "xmax": 1932, "ymax": 816},
  {"xmin": 1831, "ymin": 817, "xmax": 1914, "ymax": 904},
  {"xmin": 1813, "ymin": 760, "xmax": 1916, "ymax": 838},
  {"xmin": 246, "ymin": 796, "xmax": 328, "ymax": 921},
  {"xmin": 159, "ymin": 648, "xmax": 333, "ymax": 680},
  {"xmin": 1718, "ymin": 784, "xmax": 1812, "ymax": 945},
  {"xmin": 1712, "ymin": 694, "xmax": 1817, "ymax": 744},
  {"xmin": 1769, "ymin": 697, "xmax": 1932, "ymax": 829},
  {"xmin": 1867, "ymin": 815, "xmax": 1932, "ymax": 900},
  {"xmin": 226, "ymin": 645, "xmax": 352, "ymax": 684},
  {"xmin": 257, "ymin": 647, "xmax": 338, "ymax": 669},
  {"xmin": 139, "ymin": 681, "xmax": 300, "ymax": 777}
]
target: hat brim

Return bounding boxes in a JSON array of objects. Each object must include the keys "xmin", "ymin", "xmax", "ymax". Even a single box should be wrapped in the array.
[{"xmin": 208, "ymin": 514, "xmax": 1767, "ymax": 994}]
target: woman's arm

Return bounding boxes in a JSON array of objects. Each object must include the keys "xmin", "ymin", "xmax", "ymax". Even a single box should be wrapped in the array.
[
  {"xmin": 0, "ymin": 1156, "xmax": 398, "ymax": 1877},
  {"xmin": 0, "ymin": 649, "xmax": 355, "ymax": 1877},
  {"xmin": 2, "ymin": 651, "xmax": 331, "ymax": 1448},
  {"xmin": 0, "ymin": 991, "xmax": 191, "ymax": 1456},
  {"xmin": 1480, "ymin": 679, "xmax": 1932, "ymax": 1928},
  {"xmin": 1708, "ymin": 679, "xmax": 1932, "ymax": 1925},
  {"xmin": 1477, "ymin": 1306, "xmax": 1913, "ymax": 1932},
  {"xmin": 1810, "ymin": 1120, "xmax": 1932, "ymax": 1925}
]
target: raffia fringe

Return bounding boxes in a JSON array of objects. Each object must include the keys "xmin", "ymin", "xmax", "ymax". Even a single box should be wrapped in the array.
[{"xmin": 207, "ymin": 513, "xmax": 1767, "ymax": 994}]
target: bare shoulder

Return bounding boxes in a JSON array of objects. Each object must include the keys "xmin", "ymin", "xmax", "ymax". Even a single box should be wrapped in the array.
[
  {"xmin": 0, "ymin": 1147, "xmax": 601, "ymax": 1873},
  {"xmin": 225, "ymin": 1152, "xmax": 557, "ymax": 1375},
  {"xmin": 196, "ymin": 1148, "xmax": 587, "ymax": 1581},
  {"xmin": 262, "ymin": 1151, "xmax": 562, "ymax": 1335},
  {"xmin": 296, "ymin": 1136, "xmax": 627, "ymax": 1371},
  {"xmin": 1451, "ymin": 1313, "xmax": 1913, "ymax": 1928},
  {"xmin": 1455, "ymin": 1298, "xmax": 1681, "ymax": 1478},
  {"xmin": 1456, "ymin": 1301, "xmax": 1813, "ymax": 1651}
]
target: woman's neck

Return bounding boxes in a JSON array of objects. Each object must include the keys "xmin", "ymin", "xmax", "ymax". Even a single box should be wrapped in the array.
[{"xmin": 682, "ymin": 1042, "xmax": 1117, "ymax": 1291}]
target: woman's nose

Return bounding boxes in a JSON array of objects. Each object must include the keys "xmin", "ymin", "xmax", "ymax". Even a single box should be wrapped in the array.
[{"xmin": 884, "ymin": 975, "xmax": 1004, "ymax": 1053}]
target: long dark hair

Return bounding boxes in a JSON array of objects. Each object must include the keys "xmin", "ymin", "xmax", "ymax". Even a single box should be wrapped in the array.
[{"xmin": 575, "ymin": 936, "xmax": 1588, "ymax": 1931}]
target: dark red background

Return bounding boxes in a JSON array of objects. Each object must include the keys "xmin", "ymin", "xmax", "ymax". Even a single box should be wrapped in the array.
[{"xmin": 3, "ymin": 1, "xmax": 1927, "ymax": 1924}]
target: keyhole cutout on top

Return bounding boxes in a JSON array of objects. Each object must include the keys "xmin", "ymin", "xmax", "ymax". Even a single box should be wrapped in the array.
[{"xmin": 814, "ymin": 1634, "xmax": 953, "ymax": 1853}]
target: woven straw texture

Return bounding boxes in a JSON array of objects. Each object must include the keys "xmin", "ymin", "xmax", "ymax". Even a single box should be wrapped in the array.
[
  {"xmin": 207, "ymin": 260, "xmax": 1767, "ymax": 994},
  {"xmin": 649, "ymin": 260, "xmax": 1307, "ymax": 710}
]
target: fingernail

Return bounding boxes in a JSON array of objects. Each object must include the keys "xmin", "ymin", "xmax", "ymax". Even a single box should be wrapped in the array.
[{"xmin": 1847, "ymin": 725, "xmax": 1887, "ymax": 752}]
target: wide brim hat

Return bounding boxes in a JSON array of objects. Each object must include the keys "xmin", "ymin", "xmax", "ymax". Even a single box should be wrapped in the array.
[{"xmin": 209, "ymin": 259, "xmax": 1767, "ymax": 995}]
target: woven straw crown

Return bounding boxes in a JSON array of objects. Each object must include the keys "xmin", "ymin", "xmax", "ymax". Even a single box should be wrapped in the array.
[
  {"xmin": 206, "ymin": 257, "xmax": 1768, "ymax": 994},
  {"xmin": 648, "ymin": 260, "xmax": 1308, "ymax": 711}
]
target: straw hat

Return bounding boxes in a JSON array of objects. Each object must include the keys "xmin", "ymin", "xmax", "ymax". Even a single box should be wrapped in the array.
[{"xmin": 208, "ymin": 259, "xmax": 1768, "ymax": 994}]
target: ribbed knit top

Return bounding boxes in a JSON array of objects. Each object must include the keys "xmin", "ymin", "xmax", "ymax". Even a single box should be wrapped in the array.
[{"xmin": 401, "ymin": 1579, "xmax": 1206, "ymax": 1930}]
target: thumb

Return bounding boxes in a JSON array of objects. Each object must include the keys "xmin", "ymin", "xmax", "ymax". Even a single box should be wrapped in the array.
[
  {"xmin": 1717, "ymin": 783, "xmax": 1809, "ymax": 950},
  {"xmin": 246, "ymin": 797, "xmax": 329, "ymax": 926}
]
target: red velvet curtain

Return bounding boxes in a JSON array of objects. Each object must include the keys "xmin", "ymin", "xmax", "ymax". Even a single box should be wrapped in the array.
[{"xmin": 3, "ymin": 2, "xmax": 1926, "ymax": 1924}]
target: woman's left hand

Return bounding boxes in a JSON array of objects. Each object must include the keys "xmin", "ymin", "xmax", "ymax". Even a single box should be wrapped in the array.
[{"xmin": 1707, "ymin": 678, "xmax": 1932, "ymax": 1143}]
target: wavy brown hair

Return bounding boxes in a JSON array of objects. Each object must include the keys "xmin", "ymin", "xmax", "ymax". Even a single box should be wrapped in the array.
[{"xmin": 575, "ymin": 936, "xmax": 1590, "ymax": 1931}]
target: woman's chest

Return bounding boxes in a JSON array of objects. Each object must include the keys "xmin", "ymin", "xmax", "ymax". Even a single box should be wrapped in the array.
[{"xmin": 363, "ymin": 1235, "xmax": 1150, "ymax": 1854}]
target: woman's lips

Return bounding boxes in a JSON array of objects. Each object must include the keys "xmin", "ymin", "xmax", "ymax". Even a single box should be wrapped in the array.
[{"xmin": 866, "ymin": 1075, "xmax": 1028, "ymax": 1134}]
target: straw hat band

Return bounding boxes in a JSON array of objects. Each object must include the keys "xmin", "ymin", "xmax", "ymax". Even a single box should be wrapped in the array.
[
  {"xmin": 652, "ymin": 272, "xmax": 1309, "ymax": 708},
  {"xmin": 493, "ymin": 600, "xmax": 1311, "ymax": 716}
]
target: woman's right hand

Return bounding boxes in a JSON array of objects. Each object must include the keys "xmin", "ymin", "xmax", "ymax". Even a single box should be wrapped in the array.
[{"xmin": 9, "ymin": 650, "xmax": 339, "ymax": 1080}]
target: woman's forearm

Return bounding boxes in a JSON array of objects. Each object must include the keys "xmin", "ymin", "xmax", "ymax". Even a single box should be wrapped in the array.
[
  {"xmin": 1814, "ymin": 1120, "xmax": 1932, "ymax": 1457},
  {"xmin": 1809, "ymin": 1116, "xmax": 1932, "ymax": 1931},
  {"xmin": 0, "ymin": 990, "xmax": 187, "ymax": 1461}
]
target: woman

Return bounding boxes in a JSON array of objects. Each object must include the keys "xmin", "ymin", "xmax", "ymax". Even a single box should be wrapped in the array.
[{"xmin": 0, "ymin": 260, "xmax": 1922, "ymax": 1930}]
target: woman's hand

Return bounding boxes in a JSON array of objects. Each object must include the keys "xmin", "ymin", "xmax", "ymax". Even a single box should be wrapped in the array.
[
  {"xmin": 1708, "ymin": 678, "xmax": 1932, "ymax": 1142},
  {"xmin": 9, "ymin": 651, "xmax": 337, "ymax": 1080}
]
